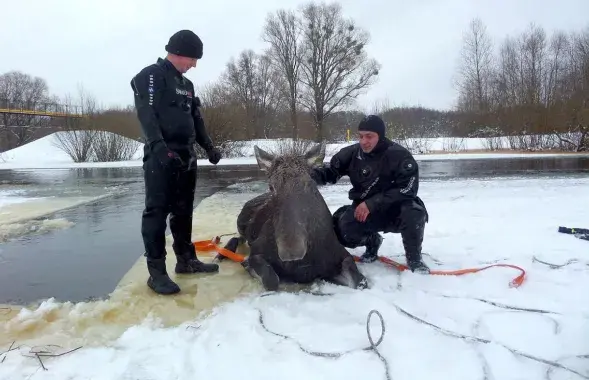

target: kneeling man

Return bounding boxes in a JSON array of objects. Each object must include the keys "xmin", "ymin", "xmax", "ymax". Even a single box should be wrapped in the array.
[{"xmin": 311, "ymin": 115, "xmax": 430, "ymax": 273}]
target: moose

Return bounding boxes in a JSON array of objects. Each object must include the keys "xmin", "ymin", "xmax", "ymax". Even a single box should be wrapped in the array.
[{"xmin": 219, "ymin": 141, "xmax": 368, "ymax": 291}]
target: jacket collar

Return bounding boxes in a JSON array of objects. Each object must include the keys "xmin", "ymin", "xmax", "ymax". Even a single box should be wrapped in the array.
[{"xmin": 157, "ymin": 57, "xmax": 182, "ymax": 77}]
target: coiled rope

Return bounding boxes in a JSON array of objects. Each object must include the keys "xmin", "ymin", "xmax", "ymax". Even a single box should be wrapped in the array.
[{"xmin": 257, "ymin": 306, "xmax": 392, "ymax": 380}]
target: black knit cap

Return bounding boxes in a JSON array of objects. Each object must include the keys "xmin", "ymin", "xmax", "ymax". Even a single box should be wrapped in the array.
[
  {"xmin": 165, "ymin": 30, "xmax": 203, "ymax": 59},
  {"xmin": 358, "ymin": 115, "xmax": 385, "ymax": 138}
]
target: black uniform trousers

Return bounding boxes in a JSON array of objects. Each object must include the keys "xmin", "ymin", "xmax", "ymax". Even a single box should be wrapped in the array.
[
  {"xmin": 141, "ymin": 147, "xmax": 196, "ymax": 262},
  {"xmin": 332, "ymin": 198, "xmax": 428, "ymax": 253}
]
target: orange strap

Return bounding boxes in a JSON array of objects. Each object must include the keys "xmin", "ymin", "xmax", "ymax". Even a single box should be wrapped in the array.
[
  {"xmin": 193, "ymin": 237, "xmax": 526, "ymax": 288},
  {"xmin": 366, "ymin": 256, "xmax": 526, "ymax": 288},
  {"xmin": 194, "ymin": 238, "xmax": 245, "ymax": 263}
]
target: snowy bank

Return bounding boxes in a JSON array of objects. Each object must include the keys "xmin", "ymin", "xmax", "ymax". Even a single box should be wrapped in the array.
[
  {"xmin": 1, "ymin": 176, "xmax": 588, "ymax": 379},
  {"xmin": 0, "ymin": 132, "xmax": 587, "ymax": 170}
]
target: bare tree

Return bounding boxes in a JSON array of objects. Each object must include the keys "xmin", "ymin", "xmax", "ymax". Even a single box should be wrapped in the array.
[
  {"xmin": 454, "ymin": 18, "xmax": 494, "ymax": 113},
  {"xmin": 195, "ymin": 82, "xmax": 249, "ymax": 158},
  {"xmin": 521, "ymin": 23, "xmax": 548, "ymax": 106},
  {"xmin": 0, "ymin": 71, "xmax": 53, "ymax": 146},
  {"xmin": 494, "ymin": 36, "xmax": 521, "ymax": 107},
  {"xmin": 223, "ymin": 49, "xmax": 284, "ymax": 139},
  {"xmin": 262, "ymin": 8, "xmax": 303, "ymax": 139},
  {"xmin": 297, "ymin": 2, "xmax": 380, "ymax": 141},
  {"xmin": 496, "ymin": 24, "xmax": 548, "ymax": 109},
  {"xmin": 257, "ymin": 51, "xmax": 288, "ymax": 138},
  {"xmin": 551, "ymin": 27, "xmax": 589, "ymax": 151},
  {"xmin": 92, "ymin": 130, "xmax": 140, "ymax": 162},
  {"xmin": 543, "ymin": 31, "xmax": 569, "ymax": 106},
  {"xmin": 52, "ymin": 85, "xmax": 98, "ymax": 162}
]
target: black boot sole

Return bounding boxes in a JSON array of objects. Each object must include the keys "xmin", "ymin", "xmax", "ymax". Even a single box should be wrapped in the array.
[
  {"xmin": 408, "ymin": 261, "xmax": 430, "ymax": 274},
  {"xmin": 147, "ymin": 276, "xmax": 181, "ymax": 295},
  {"xmin": 175, "ymin": 263, "xmax": 219, "ymax": 274}
]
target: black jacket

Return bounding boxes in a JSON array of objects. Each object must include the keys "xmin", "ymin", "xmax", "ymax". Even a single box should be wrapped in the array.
[
  {"xmin": 130, "ymin": 58, "xmax": 214, "ymax": 152},
  {"xmin": 312, "ymin": 138, "xmax": 423, "ymax": 213}
]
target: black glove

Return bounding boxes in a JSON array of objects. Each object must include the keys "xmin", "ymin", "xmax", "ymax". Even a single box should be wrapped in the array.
[
  {"xmin": 309, "ymin": 168, "xmax": 321, "ymax": 183},
  {"xmin": 206, "ymin": 147, "xmax": 221, "ymax": 165},
  {"xmin": 152, "ymin": 141, "xmax": 184, "ymax": 168}
]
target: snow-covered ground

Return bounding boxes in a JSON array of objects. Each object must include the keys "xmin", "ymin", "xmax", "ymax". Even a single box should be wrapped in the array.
[
  {"xmin": 1, "ymin": 175, "xmax": 588, "ymax": 380},
  {"xmin": 0, "ymin": 132, "xmax": 587, "ymax": 170}
]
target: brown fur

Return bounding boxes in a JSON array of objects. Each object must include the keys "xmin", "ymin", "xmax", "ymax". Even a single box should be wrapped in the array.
[{"xmin": 222, "ymin": 141, "xmax": 368, "ymax": 291}]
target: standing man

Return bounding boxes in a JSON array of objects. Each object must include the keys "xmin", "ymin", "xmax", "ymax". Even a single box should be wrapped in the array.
[
  {"xmin": 311, "ymin": 115, "xmax": 430, "ymax": 273},
  {"xmin": 130, "ymin": 30, "xmax": 222, "ymax": 295}
]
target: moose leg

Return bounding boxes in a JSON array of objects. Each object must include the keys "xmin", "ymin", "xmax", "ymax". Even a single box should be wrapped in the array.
[
  {"xmin": 216, "ymin": 193, "xmax": 270, "ymax": 262},
  {"xmin": 328, "ymin": 255, "xmax": 369, "ymax": 290},
  {"xmin": 215, "ymin": 236, "xmax": 245, "ymax": 262},
  {"xmin": 242, "ymin": 255, "xmax": 280, "ymax": 291}
]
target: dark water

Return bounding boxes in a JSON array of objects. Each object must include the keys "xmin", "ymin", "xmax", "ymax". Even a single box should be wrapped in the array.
[
  {"xmin": 0, "ymin": 155, "xmax": 588, "ymax": 305},
  {"xmin": 0, "ymin": 166, "xmax": 266, "ymax": 305},
  {"xmin": 417, "ymin": 155, "xmax": 589, "ymax": 179}
]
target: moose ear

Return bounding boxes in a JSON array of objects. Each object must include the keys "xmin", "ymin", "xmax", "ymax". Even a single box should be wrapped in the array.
[
  {"xmin": 254, "ymin": 145, "xmax": 274, "ymax": 171},
  {"xmin": 304, "ymin": 141, "xmax": 326, "ymax": 167}
]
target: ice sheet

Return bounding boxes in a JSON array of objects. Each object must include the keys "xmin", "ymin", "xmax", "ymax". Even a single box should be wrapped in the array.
[{"xmin": 1, "ymin": 176, "xmax": 588, "ymax": 380}]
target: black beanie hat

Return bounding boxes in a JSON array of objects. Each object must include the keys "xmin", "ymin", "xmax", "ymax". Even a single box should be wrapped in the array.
[
  {"xmin": 165, "ymin": 30, "xmax": 203, "ymax": 59},
  {"xmin": 358, "ymin": 115, "xmax": 385, "ymax": 138}
]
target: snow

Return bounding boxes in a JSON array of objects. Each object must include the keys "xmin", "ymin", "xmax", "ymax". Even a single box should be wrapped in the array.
[
  {"xmin": 0, "ymin": 132, "xmax": 587, "ymax": 170},
  {"xmin": 1, "ymin": 175, "xmax": 588, "ymax": 379}
]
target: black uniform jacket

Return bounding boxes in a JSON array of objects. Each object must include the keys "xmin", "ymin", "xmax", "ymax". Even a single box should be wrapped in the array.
[
  {"xmin": 312, "ymin": 138, "xmax": 424, "ymax": 214},
  {"xmin": 130, "ymin": 58, "xmax": 213, "ymax": 152}
]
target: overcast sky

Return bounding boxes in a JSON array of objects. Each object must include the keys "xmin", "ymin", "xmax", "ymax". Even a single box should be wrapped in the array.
[{"xmin": 1, "ymin": 0, "xmax": 587, "ymax": 112}]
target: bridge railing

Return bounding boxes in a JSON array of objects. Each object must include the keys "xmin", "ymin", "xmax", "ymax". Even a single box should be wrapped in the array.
[{"xmin": 0, "ymin": 98, "xmax": 85, "ymax": 118}]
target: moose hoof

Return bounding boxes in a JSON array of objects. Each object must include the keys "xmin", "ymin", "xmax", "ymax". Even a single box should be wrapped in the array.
[
  {"xmin": 263, "ymin": 275, "xmax": 279, "ymax": 291},
  {"xmin": 356, "ymin": 277, "xmax": 369, "ymax": 290},
  {"xmin": 257, "ymin": 265, "xmax": 279, "ymax": 291},
  {"xmin": 244, "ymin": 257, "xmax": 280, "ymax": 291},
  {"xmin": 223, "ymin": 237, "xmax": 240, "ymax": 253}
]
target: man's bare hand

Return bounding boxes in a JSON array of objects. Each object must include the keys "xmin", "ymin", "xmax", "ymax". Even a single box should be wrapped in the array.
[{"xmin": 354, "ymin": 202, "xmax": 370, "ymax": 222}]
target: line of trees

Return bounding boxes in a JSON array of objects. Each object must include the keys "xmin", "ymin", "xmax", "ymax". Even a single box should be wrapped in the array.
[
  {"xmin": 1, "ymin": 1, "xmax": 587, "ymax": 158},
  {"xmin": 195, "ymin": 7, "xmax": 588, "ymax": 152},
  {"xmin": 453, "ymin": 18, "xmax": 588, "ymax": 151}
]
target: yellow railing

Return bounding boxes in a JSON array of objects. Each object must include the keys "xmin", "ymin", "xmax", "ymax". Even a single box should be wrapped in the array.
[{"xmin": 0, "ymin": 108, "xmax": 86, "ymax": 118}]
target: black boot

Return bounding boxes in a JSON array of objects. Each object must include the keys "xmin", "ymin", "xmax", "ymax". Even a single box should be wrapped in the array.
[
  {"xmin": 146, "ymin": 258, "xmax": 181, "ymax": 295},
  {"xmin": 402, "ymin": 219, "xmax": 430, "ymax": 274},
  {"xmin": 174, "ymin": 244, "xmax": 219, "ymax": 274},
  {"xmin": 407, "ymin": 254, "xmax": 430, "ymax": 274},
  {"xmin": 359, "ymin": 233, "xmax": 383, "ymax": 263},
  {"xmin": 175, "ymin": 257, "xmax": 219, "ymax": 273}
]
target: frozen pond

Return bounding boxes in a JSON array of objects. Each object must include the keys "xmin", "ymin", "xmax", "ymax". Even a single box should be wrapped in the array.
[{"xmin": 0, "ymin": 155, "xmax": 588, "ymax": 305}]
